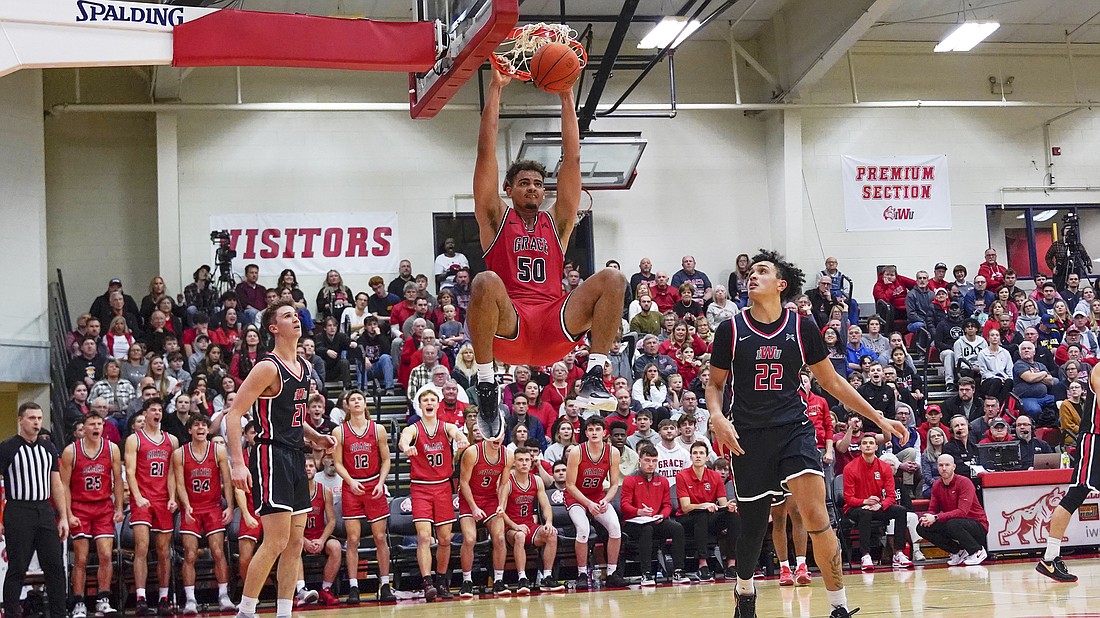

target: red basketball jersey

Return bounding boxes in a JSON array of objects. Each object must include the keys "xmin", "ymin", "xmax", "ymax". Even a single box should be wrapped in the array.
[
  {"xmin": 71, "ymin": 439, "xmax": 113, "ymax": 504},
  {"xmin": 183, "ymin": 442, "xmax": 222, "ymax": 510},
  {"xmin": 135, "ymin": 429, "xmax": 171, "ymax": 501},
  {"xmin": 504, "ymin": 472, "xmax": 539, "ymax": 527},
  {"xmin": 468, "ymin": 442, "xmax": 506, "ymax": 505},
  {"xmin": 342, "ymin": 419, "xmax": 381, "ymax": 481},
  {"xmin": 572, "ymin": 442, "xmax": 611, "ymax": 501},
  {"xmin": 408, "ymin": 420, "xmax": 453, "ymax": 485},
  {"xmin": 305, "ymin": 484, "xmax": 326, "ymax": 535},
  {"xmin": 482, "ymin": 208, "xmax": 566, "ymax": 303}
]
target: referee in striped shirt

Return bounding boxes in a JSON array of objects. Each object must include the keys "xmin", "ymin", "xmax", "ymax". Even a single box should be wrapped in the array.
[{"xmin": 0, "ymin": 402, "xmax": 70, "ymax": 618}]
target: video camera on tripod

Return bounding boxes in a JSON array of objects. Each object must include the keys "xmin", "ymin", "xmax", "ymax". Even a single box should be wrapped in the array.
[
  {"xmin": 210, "ymin": 230, "xmax": 236, "ymax": 285},
  {"xmin": 1046, "ymin": 212, "xmax": 1093, "ymax": 291}
]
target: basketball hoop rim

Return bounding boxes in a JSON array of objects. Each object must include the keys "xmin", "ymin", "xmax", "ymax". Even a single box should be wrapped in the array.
[{"xmin": 490, "ymin": 22, "xmax": 587, "ymax": 82}]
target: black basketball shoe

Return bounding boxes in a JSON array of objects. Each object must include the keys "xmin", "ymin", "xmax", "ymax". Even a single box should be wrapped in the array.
[
  {"xmin": 475, "ymin": 381, "xmax": 506, "ymax": 440},
  {"xmin": 576, "ymin": 366, "xmax": 616, "ymax": 411}
]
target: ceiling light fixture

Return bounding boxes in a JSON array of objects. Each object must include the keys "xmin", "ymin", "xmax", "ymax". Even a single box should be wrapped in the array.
[
  {"xmin": 638, "ymin": 16, "xmax": 701, "ymax": 49},
  {"xmin": 1032, "ymin": 209, "xmax": 1060, "ymax": 222},
  {"xmin": 934, "ymin": 22, "xmax": 1000, "ymax": 52}
]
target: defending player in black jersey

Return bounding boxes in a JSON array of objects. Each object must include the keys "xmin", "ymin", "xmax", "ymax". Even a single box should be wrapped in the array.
[
  {"xmin": 226, "ymin": 300, "xmax": 337, "ymax": 618},
  {"xmin": 707, "ymin": 250, "xmax": 907, "ymax": 618}
]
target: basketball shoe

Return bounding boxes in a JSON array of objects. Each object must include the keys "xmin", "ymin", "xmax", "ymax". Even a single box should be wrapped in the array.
[{"xmin": 576, "ymin": 366, "xmax": 616, "ymax": 411}]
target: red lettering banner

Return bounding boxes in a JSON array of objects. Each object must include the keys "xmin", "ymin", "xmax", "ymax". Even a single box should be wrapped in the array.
[
  {"xmin": 209, "ymin": 212, "xmax": 399, "ymax": 275},
  {"xmin": 842, "ymin": 155, "xmax": 952, "ymax": 231}
]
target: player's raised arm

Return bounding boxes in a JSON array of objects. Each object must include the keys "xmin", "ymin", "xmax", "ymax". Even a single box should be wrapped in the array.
[
  {"xmin": 474, "ymin": 69, "xmax": 510, "ymax": 249},
  {"xmin": 808, "ymin": 358, "xmax": 908, "ymax": 442},
  {"xmin": 549, "ymin": 88, "xmax": 580, "ymax": 242}
]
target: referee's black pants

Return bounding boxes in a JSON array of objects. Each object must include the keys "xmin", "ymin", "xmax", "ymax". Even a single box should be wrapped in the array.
[{"xmin": 3, "ymin": 501, "xmax": 67, "ymax": 618}]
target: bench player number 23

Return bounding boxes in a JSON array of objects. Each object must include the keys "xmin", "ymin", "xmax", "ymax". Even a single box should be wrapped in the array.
[{"xmin": 754, "ymin": 363, "xmax": 783, "ymax": 391}]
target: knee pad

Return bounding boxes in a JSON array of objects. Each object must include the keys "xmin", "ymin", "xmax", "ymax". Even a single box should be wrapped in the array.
[
  {"xmin": 1060, "ymin": 485, "xmax": 1090, "ymax": 514},
  {"xmin": 596, "ymin": 510, "xmax": 621, "ymax": 539},
  {"xmin": 575, "ymin": 531, "xmax": 589, "ymax": 544}
]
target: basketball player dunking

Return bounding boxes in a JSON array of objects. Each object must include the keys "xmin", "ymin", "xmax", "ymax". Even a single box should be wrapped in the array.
[
  {"xmin": 226, "ymin": 300, "xmax": 337, "ymax": 618},
  {"xmin": 470, "ymin": 69, "xmax": 627, "ymax": 439},
  {"xmin": 707, "ymin": 251, "xmax": 907, "ymax": 618}
]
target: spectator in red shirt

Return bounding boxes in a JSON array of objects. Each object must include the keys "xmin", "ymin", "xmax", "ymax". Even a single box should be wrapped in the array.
[
  {"xmin": 872, "ymin": 266, "xmax": 916, "ymax": 327},
  {"xmin": 843, "ymin": 434, "xmax": 914, "ymax": 571},
  {"xmin": 649, "ymin": 272, "xmax": 677, "ymax": 315},
  {"xmin": 675, "ymin": 441, "xmax": 737, "ymax": 582},
  {"xmin": 916, "ymin": 404, "xmax": 947, "ymax": 447},
  {"xmin": 977, "ymin": 248, "xmax": 1008, "ymax": 292},
  {"xmin": 916, "ymin": 454, "xmax": 989, "ymax": 566},
  {"xmin": 799, "ymin": 373, "xmax": 834, "ymax": 457},
  {"xmin": 620, "ymin": 443, "xmax": 688, "ymax": 586}
]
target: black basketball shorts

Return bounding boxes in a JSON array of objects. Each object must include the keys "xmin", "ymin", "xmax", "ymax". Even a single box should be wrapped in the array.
[
  {"xmin": 250, "ymin": 441, "xmax": 311, "ymax": 516},
  {"xmin": 731, "ymin": 420, "xmax": 823, "ymax": 503}
]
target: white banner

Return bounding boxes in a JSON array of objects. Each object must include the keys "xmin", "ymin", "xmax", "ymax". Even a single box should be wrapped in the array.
[
  {"xmin": 984, "ymin": 483, "xmax": 1100, "ymax": 552},
  {"xmin": 209, "ymin": 212, "xmax": 400, "ymax": 276},
  {"xmin": 841, "ymin": 155, "xmax": 952, "ymax": 231}
]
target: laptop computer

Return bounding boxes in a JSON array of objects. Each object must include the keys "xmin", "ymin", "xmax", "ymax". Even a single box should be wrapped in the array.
[
  {"xmin": 1033, "ymin": 453, "xmax": 1062, "ymax": 470},
  {"xmin": 977, "ymin": 442, "xmax": 1022, "ymax": 472}
]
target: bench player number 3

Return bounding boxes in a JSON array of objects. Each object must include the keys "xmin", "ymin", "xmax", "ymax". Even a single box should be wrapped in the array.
[
  {"xmin": 517, "ymin": 257, "xmax": 546, "ymax": 283},
  {"xmin": 754, "ymin": 363, "xmax": 783, "ymax": 391}
]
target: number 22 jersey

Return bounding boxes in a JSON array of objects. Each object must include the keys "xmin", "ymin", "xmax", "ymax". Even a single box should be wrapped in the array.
[{"xmin": 710, "ymin": 309, "xmax": 827, "ymax": 430}]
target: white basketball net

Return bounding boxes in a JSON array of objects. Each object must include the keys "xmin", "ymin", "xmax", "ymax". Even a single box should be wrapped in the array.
[{"xmin": 492, "ymin": 22, "xmax": 583, "ymax": 80}]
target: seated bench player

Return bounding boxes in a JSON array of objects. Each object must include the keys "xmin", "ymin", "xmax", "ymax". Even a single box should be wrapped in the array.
[
  {"xmin": 296, "ymin": 456, "xmax": 342, "ymax": 606},
  {"xmin": 172, "ymin": 414, "xmax": 235, "ymax": 614},
  {"xmin": 565, "ymin": 417, "xmax": 626, "ymax": 589},
  {"xmin": 498, "ymin": 447, "xmax": 564, "ymax": 593}
]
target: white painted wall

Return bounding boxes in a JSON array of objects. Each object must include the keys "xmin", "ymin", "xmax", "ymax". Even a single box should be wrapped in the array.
[
  {"xmin": 39, "ymin": 41, "xmax": 1100, "ymax": 317},
  {"xmin": 44, "ymin": 68, "xmax": 159, "ymax": 319},
  {"xmin": 0, "ymin": 69, "xmax": 49, "ymax": 385},
  {"xmin": 800, "ymin": 44, "xmax": 1100, "ymax": 302}
]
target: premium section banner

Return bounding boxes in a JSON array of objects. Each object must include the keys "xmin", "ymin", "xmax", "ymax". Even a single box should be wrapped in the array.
[{"xmin": 841, "ymin": 155, "xmax": 952, "ymax": 231}]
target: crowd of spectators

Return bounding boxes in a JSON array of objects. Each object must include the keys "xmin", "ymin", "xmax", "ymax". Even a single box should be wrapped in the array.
[{"xmin": 54, "ymin": 247, "xmax": 1099, "ymax": 606}]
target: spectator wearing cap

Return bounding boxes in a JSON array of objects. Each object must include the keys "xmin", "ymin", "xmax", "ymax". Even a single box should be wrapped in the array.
[
  {"xmin": 1013, "ymin": 415, "xmax": 1053, "ymax": 469},
  {"xmin": 90, "ymin": 278, "xmax": 140, "ymax": 329},
  {"xmin": 952, "ymin": 318, "xmax": 987, "ymax": 383},
  {"xmin": 1036, "ymin": 315, "xmax": 1062, "ymax": 350},
  {"xmin": 1056, "ymin": 326, "xmax": 1099, "ymax": 368},
  {"xmin": 1012, "ymin": 341, "xmax": 1058, "ymax": 420},
  {"xmin": 917, "ymin": 454, "xmax": 989, "ymax": 566},
  {"xmin": 962, "ymin": 276, "xmax": 995, "ymax": 315},
  {"xmin": 929, "ymin": 262, "xmax": 950, "ymax": 291},
  {"xmin": 934, "ymin": 301, "xmax": 966, "ymax": 387},
  {"xmin": 977, "ymin": 417, "xmax": 1012, "ymax": 444},
  {"xmin": 977, "ymin": 248, "xmax": 1008, "ymax": 292},
  {"xmin": 65, "ymin": 335, "xmax": 106, "ymax": 390},
  {"xmin": 183, "ymin": 265, "xmax": 218, "ymax": 319},
  {"xmin": 1070, "ymin": 306, "xmax": 1099, "ymax": 350},
  {"xmin": 917, "ymin": 404, "xmax": 947, "ymax": 446}
]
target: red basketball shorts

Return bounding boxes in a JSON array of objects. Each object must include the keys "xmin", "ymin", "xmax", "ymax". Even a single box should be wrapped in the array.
[
  {"xmin": 71, "ymin": 501, "xmax": 115, "ymax": 540},
  {"xmin": 495, "ymin": 294, "xmax": 582, "ymax": 366},
  {"xmin": 130, "ymin": 498, "xmax": 174, "ymax": 533},
  {"xmin": 410, "ymin": 482, "xmax": 456, "ymax": 526},
  {"xmin": 341, "ymin": 483, "xmax": 390, "ymax": 523},
  {"xmin": 180, "ymin": 506, "xmax": 225, "ymax": 537}
]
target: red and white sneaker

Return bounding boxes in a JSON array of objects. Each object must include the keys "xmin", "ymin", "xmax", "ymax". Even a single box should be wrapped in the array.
[
  {"xmin": 778, "ymin": 565, "xmax": 794, "ymax": 586},
  {"xmin": 860, "ymin": 554, "xmax": 875, "ymax": 572},
  {"xmin": 317, "ymin": 589, "xmax": 340, "ymax": 606},
  {"xmin": 892, "ymin": 551, "xmax": 914, "ymax": 569},
  {"xmin": 794, "ymin": 563, "xmax": 812, "ymax": 585}
]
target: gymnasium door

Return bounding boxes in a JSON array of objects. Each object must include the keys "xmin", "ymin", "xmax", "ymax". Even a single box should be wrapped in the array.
[{"xmin": 432, "ymin": 213, "xmax": 594, "ymax": 280}]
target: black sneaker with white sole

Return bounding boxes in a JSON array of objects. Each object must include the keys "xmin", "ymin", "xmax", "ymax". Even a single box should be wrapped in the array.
[
  {"xmin": 733, "ymin": 591, "xmax": 756, "ymax": 618},
  {"xmin": 1036, "ymin": 557, "xmax": 1078, "ymax": 582},
  {"xmin": 475, "ymin": 381, "xmax": 506, "ymax": 440},
  {"xmin": 829, "ymin": 607, "xmax": 860, "ymax": 618},
  {"xmin": 576, "ymin": 366, "xmax": 616, "ymax": 411}
]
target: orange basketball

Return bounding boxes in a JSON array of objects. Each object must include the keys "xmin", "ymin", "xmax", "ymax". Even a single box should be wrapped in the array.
[{"xmin": 530, "ymin": 42, "xmax": 582, "ymax": 93}]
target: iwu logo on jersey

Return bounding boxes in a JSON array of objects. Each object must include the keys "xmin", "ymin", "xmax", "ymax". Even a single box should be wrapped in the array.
[{"xmin": 756, "ymin": 346, "xmax": 782, "ymax": 360}]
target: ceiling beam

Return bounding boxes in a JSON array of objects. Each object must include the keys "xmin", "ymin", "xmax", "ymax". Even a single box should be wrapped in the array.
[
  {"xmin": 578, "ymin": 0, "xmax": 640, "ymax": 132},
  {"xmin": 767, "ymin": 0, "xmax": 898, "ymax": 101}
]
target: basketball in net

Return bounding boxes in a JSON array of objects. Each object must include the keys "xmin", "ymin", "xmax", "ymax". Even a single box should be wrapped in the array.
[{"xmin": 491, "ymin": 23, "xmax": 587, "ymax": 91}]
